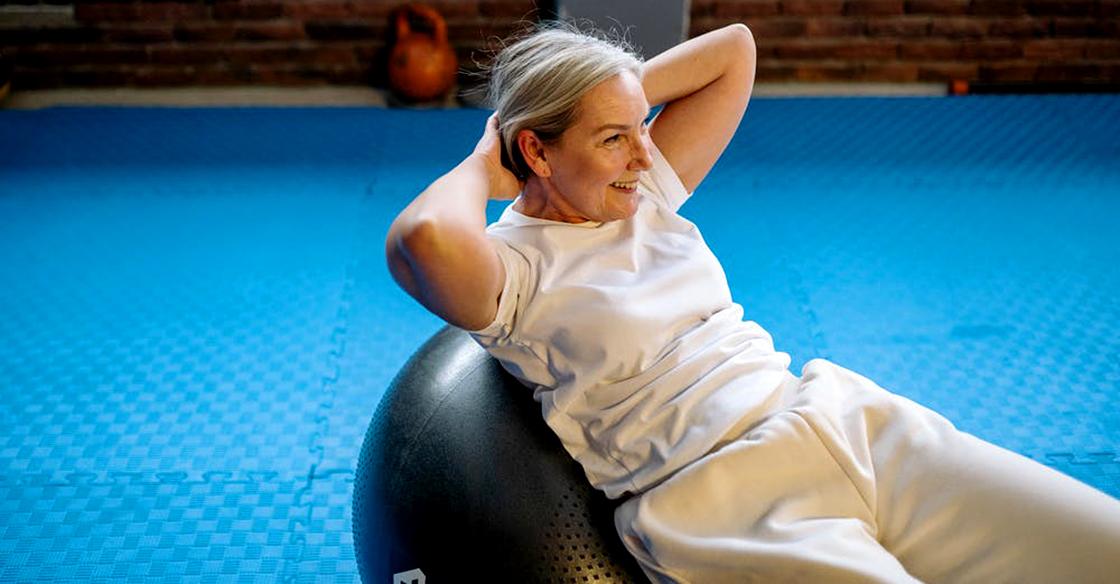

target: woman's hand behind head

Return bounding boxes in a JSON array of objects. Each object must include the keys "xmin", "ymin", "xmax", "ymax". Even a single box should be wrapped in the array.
[{"xmin": 472, "ymin": 113, "xmax": 525, "ymax": 200}]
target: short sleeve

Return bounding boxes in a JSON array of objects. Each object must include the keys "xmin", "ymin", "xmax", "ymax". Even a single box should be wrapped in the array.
[
  {"xmin": 639, "ymin": 140, "xmax": 693, "ymax": 212},
  {"xmin": 466, "ymin": 236, "xmax": 529, "ymax": 345}
]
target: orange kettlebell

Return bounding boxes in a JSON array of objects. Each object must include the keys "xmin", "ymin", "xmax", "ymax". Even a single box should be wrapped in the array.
[{"xmin": 388, "ymin": 4, "xmax": 458, "ymax": 103}]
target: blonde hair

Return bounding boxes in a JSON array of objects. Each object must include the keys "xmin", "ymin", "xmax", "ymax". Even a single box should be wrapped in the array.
[{"xmin": 485, "ymin": 22, "xmax": 643, "ymax": 179}]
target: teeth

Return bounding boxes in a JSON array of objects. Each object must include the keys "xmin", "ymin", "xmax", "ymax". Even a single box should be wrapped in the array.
[{"xmin": 610, "ymin": 181, "xmax": 637, "ymax": 189}]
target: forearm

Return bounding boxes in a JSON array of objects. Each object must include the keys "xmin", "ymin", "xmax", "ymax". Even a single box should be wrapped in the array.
[
  {"xmin": 386, "ymin": 154, "xmax": 494, "ymax": 303},
  {"xmin": 390, "ymin": 154, "xmax": 492, "ymax": 241},
  {"xmin": 641, "ymin": 24, "xmax": 756, "ymax": 108}
]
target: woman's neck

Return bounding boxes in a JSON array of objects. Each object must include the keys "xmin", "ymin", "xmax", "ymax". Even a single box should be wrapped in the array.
[{"xmin": 513, "ymin": 178, "xmax": 590, "ymax": 224}]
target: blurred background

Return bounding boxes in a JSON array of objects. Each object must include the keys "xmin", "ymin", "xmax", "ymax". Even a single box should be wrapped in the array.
[{"xmin": 2, "ymin": 0, "xmax": 1118, "ymax": 107}]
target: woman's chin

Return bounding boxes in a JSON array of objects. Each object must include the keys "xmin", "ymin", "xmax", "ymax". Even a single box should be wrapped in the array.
[{"xmin": 605, "ymin": 194, "xmax": 640, "ymax": 221}]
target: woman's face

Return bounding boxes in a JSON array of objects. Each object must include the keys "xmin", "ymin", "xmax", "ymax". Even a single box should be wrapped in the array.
[{"xmin": 537, "ymin": 70, "xmax": 654, "ymax": 223}]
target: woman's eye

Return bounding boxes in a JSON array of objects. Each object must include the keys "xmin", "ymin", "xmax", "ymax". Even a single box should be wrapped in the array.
[{"xmin": 605, "ymin": 135, "xmax": 621, "ymax": 144}]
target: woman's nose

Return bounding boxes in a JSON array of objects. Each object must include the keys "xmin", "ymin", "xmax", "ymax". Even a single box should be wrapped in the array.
[{"xmin": 630, "ymin": 134, "xmax": 654, "ymax": 171}]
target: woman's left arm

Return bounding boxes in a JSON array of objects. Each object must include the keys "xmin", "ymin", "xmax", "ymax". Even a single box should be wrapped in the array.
[{"xmin": 641, "ymin": 24, "xmax": 756, "ymax": 193}]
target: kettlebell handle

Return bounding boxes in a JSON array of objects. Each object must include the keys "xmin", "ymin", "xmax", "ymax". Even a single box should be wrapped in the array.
[{"xmin": 394, "ymin": 3, "xmax": 448, "ymax": 44}]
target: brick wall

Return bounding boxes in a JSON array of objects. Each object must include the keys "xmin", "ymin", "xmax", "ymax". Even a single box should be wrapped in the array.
[
  {"xmin": 2, "ymin": 0, "xmax": 1117, "ymax": 92},
  {"xmin": 692, "ymin": 0, "xmax": 1120, "ymax": 87}
]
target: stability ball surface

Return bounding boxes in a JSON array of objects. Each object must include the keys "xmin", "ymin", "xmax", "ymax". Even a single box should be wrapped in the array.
[{"xmin": 353, "ymin": 326, "xmax": 646, "ymax": 583}]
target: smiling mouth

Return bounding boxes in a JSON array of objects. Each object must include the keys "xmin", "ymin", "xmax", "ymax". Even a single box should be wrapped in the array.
[{"xmin": 609, "ymin": 180, "xmax": 638, "ymax": 192}]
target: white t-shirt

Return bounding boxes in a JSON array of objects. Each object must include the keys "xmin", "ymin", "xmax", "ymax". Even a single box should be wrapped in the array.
[{"xmin": 470, "ymin": 142, "xmax": 792, "ymax": 499}]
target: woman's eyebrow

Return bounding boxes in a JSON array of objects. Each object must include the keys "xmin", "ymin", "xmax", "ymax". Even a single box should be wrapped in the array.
[
  {"xmin": 593, "ymin": 122, "xmax": 631, "ymax": 133},
  {"xmin": 593, "ymin": 110, "xmax": 653, "ymax": 134}
]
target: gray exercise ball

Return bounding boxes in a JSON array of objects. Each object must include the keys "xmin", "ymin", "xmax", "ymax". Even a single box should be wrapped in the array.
[{"xmin": 353, "ymin": 326, "xmax": 646, "ymax": 583}]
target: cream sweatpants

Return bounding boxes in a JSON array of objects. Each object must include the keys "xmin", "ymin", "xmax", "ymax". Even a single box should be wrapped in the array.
[{"xmin": 614, "ymin": 359, "xmax": 1120, "ymax": 583}]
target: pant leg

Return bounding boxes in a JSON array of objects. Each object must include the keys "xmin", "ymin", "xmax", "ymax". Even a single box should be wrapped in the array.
[
  {"xmin": 614, "ymin": 407, "xmax": 921, "ymax": 584},
  {"xmin": 797, "ymin": 359, "xmax": 1120, "ymax": 584}
]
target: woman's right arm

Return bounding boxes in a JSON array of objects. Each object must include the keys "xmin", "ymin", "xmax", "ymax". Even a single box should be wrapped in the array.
[{"xmin": 385, "ymin": 114, "xmax": 522, "ymax": 331}]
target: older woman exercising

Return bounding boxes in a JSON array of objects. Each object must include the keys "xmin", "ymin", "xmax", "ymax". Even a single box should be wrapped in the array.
[{"xmin": 386, "ymin": 21, "xmax": 1120, "ymax": 583}]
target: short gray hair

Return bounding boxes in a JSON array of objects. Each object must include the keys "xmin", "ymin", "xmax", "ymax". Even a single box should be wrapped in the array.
[{"xmin": 486, "ymin": 22, "xmax": 643, "ymax": 179}]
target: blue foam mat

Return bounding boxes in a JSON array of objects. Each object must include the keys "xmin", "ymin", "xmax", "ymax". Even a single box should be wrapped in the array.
[{"xmin": 1, "ymin": 96, "xmax": 1117, "ymax": 582}]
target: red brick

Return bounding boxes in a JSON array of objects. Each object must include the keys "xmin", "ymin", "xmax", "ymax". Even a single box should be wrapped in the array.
[
  {"xmin": 835, "ymin": 39, "xmax": 899, "ymax": 58},
  {"xmin": 421, "ymin": 0, "xmax": 479, "ymax": 18},
  {"xmin": 349, "ymin": 2, "xmax": 398, "ymax": 19},
  {"xmin": 101, "ymin": 24, "xmax": 176, "ymax": 43},
  {"xmin": 353, "ymin": 42, "xmax": 389, "ymax": 62},
  {"xmin": 1095, "ymin": 63, "xmax": 1120, "ymax": 79},
  {"xmin": 691, "ymin": 0, "xmax": 717, "ymax": 18},
  {"xmin": 74, "ymin": 3, "xmax": 138, "ymax": 22},
  {"xmin": 916, "ymin": 62, "xmax": 979, "ymax": 81},
  {"xmin": 748, "ymin": 18, "xmax": 807, "ymax": 39},
  {"xmin": 212, "ymin": 2, "xmax": 285, "ymax": 20},
  {"xmin": 1052, "ymin": 17, "xmax": 1120, "ymax": 38},
  {"xmin": 959, "ymin": 40, "xmax": 1023, "ymax": 60},
  {"xmin": 843, "ymin": 0, "xmax": 904, "ymax": 16},
  {"xmin": 135, "ymin": 3, "xmax": 211, "ymax": 23},
  {"xmin": 781, "ymin": 0, "xmax": 844, "ymax": 16},
  {"xmin": 861, "ymin": 61, "xmax": 919, "ymax": 81},
  {"xmin": 19, "ymin": 45, "xmax": 150, "ymax": 66},
  {"xmin": 969, "ymin": 1, "xmax": 1028, "ymax": 17},
  {"xmin": 148, "ymin": 45, "xmax": 226, "ymax": 65},
  {"xmin": 690, "ymin": 17, "xmax": 748, "ymax": 36},
  {"xmin": 1084, "ymin": 40, "xmax": 1120, "ymax": 59},
  {"xmin": 2, "ymin": 26, "xmax": 102, "ymax": 45},
  {"xmin": 755, "ymin": 43, "xmax": 778, "ymax": 58},
  {"xmin": 447, "ymin": 19, "xmax": 525, "ymax": 43},
  {"xmin": 221, "ymin": 43, "xmax": 358, "ymax": 66},
  {"xmin": 304, "ymin": 21, "xmax": 383, "ymax": 41},
  {"xmin": 221, "ymin": 44, "xmax": 289, "ymax": 64},
  {"xmin": 192, "ymin": 64, "xmax": 254, "ymax": 84},
  {"xmin": 1023, "ymin": 39, "xmax": 1087, "ymax": 59},
  {"xmin": 899, "ymin": 40, "xmax": 961, "ymax": 59},
  {"xmin": 62, "ymin": 67, "xmax": 135, "ymax": 86},
  {"xmin": 131, "ymin": 65, "xmax": 198, "ymax": 86},
  {"xmin": 755, "ymin": 61, "xmax": 797, "ymax": 81},
  {"xmin": 248, "ymin": 62, "xmax": 372, "ymax": 84},
  {"xmin": 10, "ymin": 68, "xmax": 67, "ymax": 90},
  {"xmin": 772, "ymin": 39, "xmax": 897, "ymax": 59},
  {"xmin": 244, "ymin": 66, "xmax": 314, "ymax": 85},
  {"xmin": 235, "ymin": 20, "xmax": 308, "ymax": 41},
  {"xmin": 174, "ymin": 23, "xmax": 238, "ymax": 42},
  {"xmin": 478, "ymin": 1, "xmax": 536, "ymax": 18},
  {"xmin": 324, "ymin": 69, "xmax": 368, "ymax": 84},
  {"xmin": 1035, "ymin": 62, "xmax": 1101, "ymax": 81},
  {"xmin": 988, "ymin": 17, "xmax": 1051, "ymax": 38},
  {"xmin": 804, "ymin": 18, "xmax": 866, "ymax": 36},
  {"xmin": 771, "ymin": 39, "xmax": 834, "ymax": 59},
  {"xmin": 284, "ymin": 1, "xmax": 357, "ymax": 20},
  {"xmin": 794, "ymin": 62, "xmax": 865, "ymax": 81},
  {"xmin": 865, "ymin": 16, "xmax": 931, "ymax": 36},
  {"xmin": 905, "ymin": 0, "xmax": 969, "ymax": 15},
  {"xmin": 714, "ymin": 1, "xmax": 781, "ymax": 19},
  {"xmin": 978, "ymin": 62, "xmax": 1037, "ymax": 82},
  {"xmin": 929, "ymin": 17, "xmax": 987, "ymax": 38},
  {"xmin": 79, "ymin": 3, "xmax": 205, "ymax": 23},
  {"xmin": 1025, "ymin": 0, "xmax": 1096, "ymax": 17}
]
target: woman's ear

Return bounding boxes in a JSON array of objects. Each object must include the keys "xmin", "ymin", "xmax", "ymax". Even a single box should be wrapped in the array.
[{"xmin": 516, "ymin": 129, "xmax": 551, "ymax": 178}]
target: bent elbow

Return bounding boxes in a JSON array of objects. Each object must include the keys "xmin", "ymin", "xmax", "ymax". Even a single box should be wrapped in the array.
[
  {"xmin": 389, "ymin": 215, "xmax": 443, "ymax": 270},
  {"xmin": 386, "ymin": 215, "xmax": 440, "ymax": 293},
  {"xmin": 726, "ymin": 23, "xmax": 756, "ymax": 56}
]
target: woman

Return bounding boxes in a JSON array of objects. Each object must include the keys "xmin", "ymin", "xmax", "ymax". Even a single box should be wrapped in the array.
[{"xmin": 387, "ymin": 21, "xmax": 1120, "ymax": 583}]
